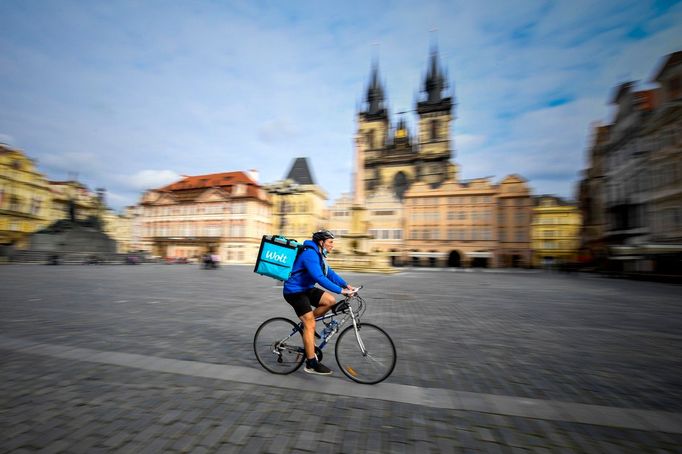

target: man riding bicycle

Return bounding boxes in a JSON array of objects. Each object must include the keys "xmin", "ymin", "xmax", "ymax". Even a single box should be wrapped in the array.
[{"xmin": 283, "ymin": 230, "xmax": 354, "ymax": 375}]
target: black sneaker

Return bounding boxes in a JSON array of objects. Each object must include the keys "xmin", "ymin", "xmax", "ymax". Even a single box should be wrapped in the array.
[{"xmin": 304, "ymin": 362, "xmax": 332, "ymax": 375}]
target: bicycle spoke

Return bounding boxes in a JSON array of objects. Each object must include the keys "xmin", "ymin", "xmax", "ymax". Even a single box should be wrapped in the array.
[
  {"xmin": 254, "ymin": 318, "xmax": 305, "ymax": 374},
  {"xmin": 335, "ymin": 323, "xmax": 396, "ymax": 384}
]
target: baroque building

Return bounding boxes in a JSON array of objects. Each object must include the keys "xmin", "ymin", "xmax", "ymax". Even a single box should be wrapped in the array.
[
  {"xmin": 580, "ymin": 50, "xmax": 682, "ymax": 275},
  {"xmin": 0, "ymin": 144, "xmax": 52, "ymax": 248},
  {"xmin": 138, "ymin": 170, "xmax": 271, "ymax": 263},
  {"xmin": 577, "ymin": 124, "xmax": 610, "ymax": 264},
  {"xmin": 531, "ymin": 195, "xmax": 582, "ymax": 268}
]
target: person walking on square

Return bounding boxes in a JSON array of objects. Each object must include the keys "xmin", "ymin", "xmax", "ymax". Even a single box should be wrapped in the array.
[{"xmin": 283, "ymin": 230, "xmax": 355, "ymax": 375}]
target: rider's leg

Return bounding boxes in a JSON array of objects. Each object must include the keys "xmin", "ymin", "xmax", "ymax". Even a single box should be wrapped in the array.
[
  {"xmin": 299, "ymin": 311, "xmax": 316, "ymax": 360},
  {"xmin": 312, "ymin": 291, "xmax": 335, "ymax": 318}
]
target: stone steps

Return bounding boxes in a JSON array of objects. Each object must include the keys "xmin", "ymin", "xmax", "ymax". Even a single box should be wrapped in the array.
[{"xmin": 9, "ymin": 250, "xmax": 131, "ymax": 265}]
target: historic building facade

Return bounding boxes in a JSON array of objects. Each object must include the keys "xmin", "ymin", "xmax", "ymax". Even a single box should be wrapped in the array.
[
  {"xmin": 402, "ymin": 175, "xmax": 532, "ymax": 268},
  {"xmin": 578, "ymin": 124, "xmax": 610, "ymax": 264},
  {"xmin": 497, "ymin": 175, "xmax": 533, "ymax": 267},
  {"xmin": 138, "ymin": 171, "xmax": 271, "ymax": 263},
  {"xmin": 531, "ymin": 195, "xmax": 582, "ymax": 268},
  {"xmin": 579, "ymin": 50, "xmax": 682, "ymax": 274},
  {"xmin": 641, "ymin": 51, "xmax": 682, "ymax": 273},
  {"xmin": 0, "ymin": 145, "xmax": 52, "ymax": 248},
  {"xmin": 339, "ymin": 48, "xmax": 533, "ymax": 267},
  {"xmin": 264, "ymin": 158, "xmax": 328, "ymax": 242}
]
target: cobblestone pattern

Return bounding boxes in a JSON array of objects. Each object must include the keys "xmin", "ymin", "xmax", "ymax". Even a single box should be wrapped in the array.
[
  {"xmin": 2, "ymin": 351, "xmax": 681, "ymax": 453},
  {"xmin": 1, "ymin": 265, "xmax": 681, "ymax": 413}
]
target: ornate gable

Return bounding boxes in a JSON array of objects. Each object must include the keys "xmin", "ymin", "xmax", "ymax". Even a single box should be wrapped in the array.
[{"xmin": 195, "ymin": 187, "xmax": 229, "ymax": 203}]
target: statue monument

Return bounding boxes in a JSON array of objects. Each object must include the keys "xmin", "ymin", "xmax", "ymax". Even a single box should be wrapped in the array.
[{"xmin": 28, "ymin": 195, "xmax": 116, "ymax": 263}]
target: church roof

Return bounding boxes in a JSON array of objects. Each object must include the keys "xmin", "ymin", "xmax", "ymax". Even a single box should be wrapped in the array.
[{"xmin": 285, "ymin": 157, "xmax": 316, "ymax": 185}]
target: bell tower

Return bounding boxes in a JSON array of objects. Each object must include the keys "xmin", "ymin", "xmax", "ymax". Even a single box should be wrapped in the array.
[
  {"xmin": 416, "ymin": 46, "xmax": 457, "ymax": 187},
  {"xmin": 356, "ymin": 61, "xmax": 390, "ymax": 195}
]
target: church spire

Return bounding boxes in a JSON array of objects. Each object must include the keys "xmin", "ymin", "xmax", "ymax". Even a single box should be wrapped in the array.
[
  {"xmin": 423, "ymin": 45, "xmax": 447, "ymax": 104},
  {"xmin": 363, "ymin": 61, "xmax": 387, "ymax": 119},
  {"xmin": 417, "ymin": 45, "xmax": 452, "ymax": 115}
]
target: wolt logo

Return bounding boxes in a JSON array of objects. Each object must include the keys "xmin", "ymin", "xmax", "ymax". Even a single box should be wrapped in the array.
[{"xmin": 265, "ymin": 250, "xmax": 288, "ymax": 263}]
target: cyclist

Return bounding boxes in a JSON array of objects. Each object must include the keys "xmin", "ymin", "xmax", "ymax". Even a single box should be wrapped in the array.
[{"xmin": 283, "ymin": 230, "xmax": 355, "ymax": 375}]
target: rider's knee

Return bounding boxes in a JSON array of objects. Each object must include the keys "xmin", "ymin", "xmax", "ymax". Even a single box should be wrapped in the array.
[{"xmin": 320, "ymin": 293, "xmax": 335, "ymax": 307}]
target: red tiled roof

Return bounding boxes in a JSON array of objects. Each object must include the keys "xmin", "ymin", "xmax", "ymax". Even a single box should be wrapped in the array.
[
  {"xmin": 155, "ymin": 171, "xmax": 268, "ymax": 202},
  {"xmin": 159, "ymin": 171, "xmax": 257, "ymax": 191}
]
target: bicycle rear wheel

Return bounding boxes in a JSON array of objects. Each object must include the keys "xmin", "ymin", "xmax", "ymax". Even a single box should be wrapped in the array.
[
  {"xmin": 254, "ymin": 317, "xmax": 305, "ymax": 374},
  {"xmin": 335, "ymin": 323, "xmax": 396, "ymax": 384}
]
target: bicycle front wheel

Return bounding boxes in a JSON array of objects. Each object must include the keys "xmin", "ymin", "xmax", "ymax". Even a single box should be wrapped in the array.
[
  {"xmin": 254, "ymin": 317, "xmax": 305, "ymax": 374},
  {"xmin": 335, "ymin": 323, "xmax": 396, "ymax": 384}
]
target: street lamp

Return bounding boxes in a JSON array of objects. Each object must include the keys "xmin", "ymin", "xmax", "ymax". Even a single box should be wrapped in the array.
[{"xmin": 271, "ymin": 180, "xmax": 299, "ymax": 236}]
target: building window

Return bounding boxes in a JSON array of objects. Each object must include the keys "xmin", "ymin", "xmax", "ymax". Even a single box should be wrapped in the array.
[{"xmin": 430, "ymin": 119, "xmax": 439, "ymax": 140}]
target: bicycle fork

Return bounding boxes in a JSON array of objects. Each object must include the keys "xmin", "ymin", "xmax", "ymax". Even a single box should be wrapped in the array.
[{"xmin": 349, "ymin": 309, "xmax": 368, "ymax": 356}]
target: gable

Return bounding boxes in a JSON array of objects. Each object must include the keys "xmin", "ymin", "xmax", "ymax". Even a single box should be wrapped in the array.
[{"xmin": 195, "ymin": 187, "xmax": 229, "ymax": 203}]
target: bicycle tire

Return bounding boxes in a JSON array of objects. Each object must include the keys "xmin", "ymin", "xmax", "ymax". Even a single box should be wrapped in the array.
[
  {"xmin": 253, "ymin": 317, "xmax": 305, "ymax": 374},
  {"xmin": 335, "ymin": 323, "xmax": 396, "ymax": 384}
]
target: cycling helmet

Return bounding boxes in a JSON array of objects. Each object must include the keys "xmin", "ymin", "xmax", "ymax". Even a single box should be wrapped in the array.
[{"xmin": 312, "ymin": 229, "xmax": 335, "ymax": 243}]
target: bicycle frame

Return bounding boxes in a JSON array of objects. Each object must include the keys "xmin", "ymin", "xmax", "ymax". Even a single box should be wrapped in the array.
[{"xmin": 275, "ymin": 293, "xmax": 366, "ymax": 356}]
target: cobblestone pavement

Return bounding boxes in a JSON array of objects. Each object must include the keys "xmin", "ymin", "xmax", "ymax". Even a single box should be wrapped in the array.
[{"xmin": 1, "ymin": 264, "xmax": 681, "ymax": 452}]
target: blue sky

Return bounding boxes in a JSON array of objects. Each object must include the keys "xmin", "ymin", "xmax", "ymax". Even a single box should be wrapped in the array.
[{"xmin": 1, "ymin": 0, "xmax": 681, "ymax": 211}]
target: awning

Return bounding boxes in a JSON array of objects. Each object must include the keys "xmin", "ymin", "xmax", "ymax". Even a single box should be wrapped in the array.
[{"xmin": 611, "ymin": 244, "xmax": 682, "ymax": 255}]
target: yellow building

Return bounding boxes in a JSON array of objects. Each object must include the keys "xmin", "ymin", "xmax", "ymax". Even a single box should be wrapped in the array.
[
  {"xmin": 531, "ymin": 195, "xmax": 582, "ymax": 268},
  {"xmin": 101, "ymin": 208, "xmax": 134, "ymax": 253},
  {"xmin": 265, "ymin": 158, "xmax": 328, "ymax": 242},
  {"xmin": 0, "ymin": 144, "xmax": 52, "ymax": 248}
]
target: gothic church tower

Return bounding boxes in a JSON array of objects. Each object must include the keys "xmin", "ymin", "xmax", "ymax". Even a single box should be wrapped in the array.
[{"xmin": 355, "ymin": 46, "xmax": 457, "ymax": 203}]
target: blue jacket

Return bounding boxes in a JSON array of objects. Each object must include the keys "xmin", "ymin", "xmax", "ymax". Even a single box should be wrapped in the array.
[{"xmin": 283, "ymin": 240, "xmax": 347, "ymax": 294}]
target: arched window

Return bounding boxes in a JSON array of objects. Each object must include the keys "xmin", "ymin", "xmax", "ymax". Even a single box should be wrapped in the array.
[{"xmin": 393, "ymin": 172, "xmax": 409, "ymax": 200}]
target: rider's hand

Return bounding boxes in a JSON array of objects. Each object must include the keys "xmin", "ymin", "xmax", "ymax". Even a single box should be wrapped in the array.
[{"xmin": 341, "ymin": 288, "xmax": 354, "ymax": 296}]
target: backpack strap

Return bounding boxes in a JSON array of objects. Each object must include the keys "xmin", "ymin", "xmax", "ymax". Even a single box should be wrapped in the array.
[{"xmin": 291, "ymin": 245, "xmax": 319, "ymax": 276}]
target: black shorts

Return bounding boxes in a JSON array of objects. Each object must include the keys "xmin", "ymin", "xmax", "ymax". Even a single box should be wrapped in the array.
[{"xmin": 283, "ymin": 287, "xmax": 325, "ymax": 317}]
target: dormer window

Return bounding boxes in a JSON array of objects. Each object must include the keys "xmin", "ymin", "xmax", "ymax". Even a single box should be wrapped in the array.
[{"xmin": 233, "ymin": 184, "xmax": 245, "ymax": 196}]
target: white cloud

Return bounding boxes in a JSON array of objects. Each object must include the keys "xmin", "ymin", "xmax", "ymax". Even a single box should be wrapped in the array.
[
  {"xmin": 257, "ymin": 118, "xmax": 300, "ymax": 144},
  {"xmin": 124, "ymin": 170, "xmax": 181, "ymax": 191},
  {"xmin": 0, "ymin": 0, "xmax": 680, "ymax": 209},
  {"xmin": 455, "ymin": 134, "xmax": 486, "ymax": 149},
  {"xmin": 0, "ymin": 133, "xmax": 16, "ymax": 146}
]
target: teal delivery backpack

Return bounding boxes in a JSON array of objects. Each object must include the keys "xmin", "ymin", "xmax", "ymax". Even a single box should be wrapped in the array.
[{"xmin": 254, "ymin": 235, "xmax": 302, "ymax": 281}]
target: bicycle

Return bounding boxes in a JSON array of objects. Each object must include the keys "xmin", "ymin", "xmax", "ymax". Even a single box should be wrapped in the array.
[{"xmin": 253, "ymin": 286, "xmax": 396, "ymax": 384}]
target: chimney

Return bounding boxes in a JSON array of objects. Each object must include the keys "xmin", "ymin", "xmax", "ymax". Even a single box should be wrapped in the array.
[{"xmin": 247, "ymin": 169, "xmax": 259, "ymax": 182}]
